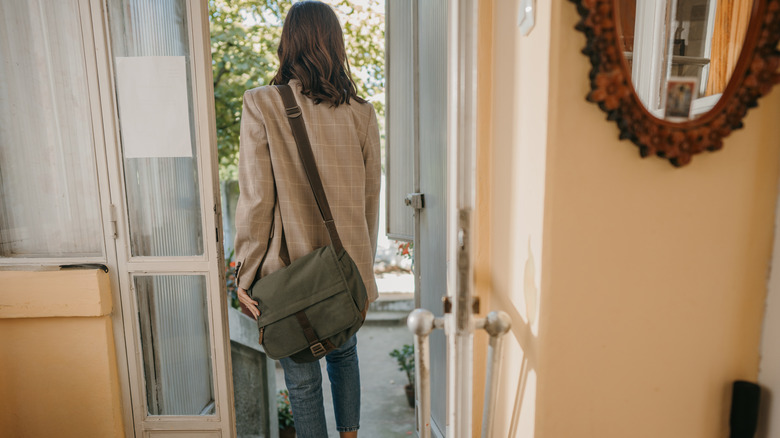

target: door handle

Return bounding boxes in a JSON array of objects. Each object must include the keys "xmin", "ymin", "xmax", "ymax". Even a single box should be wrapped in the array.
[
  {"xmin": 407, "ymin": 309, "xmax": 444, "ymax": 438},
  {"xmin": 407, "ymin": 308, "xmax": 511, "ymax": 438},
  {"xmin": 405, "ymin": 193, "xmax": 425, "ymax": 210},
  {"xmin": 475, "ymin": 311, "xmax": 512, "ymax": 437}
]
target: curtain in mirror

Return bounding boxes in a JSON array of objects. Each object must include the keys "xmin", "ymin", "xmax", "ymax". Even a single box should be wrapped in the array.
[{"xmin": 706, "ymin": 0, "xmax": 752, "ymax": 94}]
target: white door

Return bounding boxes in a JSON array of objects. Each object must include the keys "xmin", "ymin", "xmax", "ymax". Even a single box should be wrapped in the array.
[
  {"xmin": 386, "ymin": 0, "xmax": 478, "ymax": 436},
  {"xmin": 95, "ymin": 0, "xmax": 234, "ymax": 436},
  {"xmin": 386, "ymin": 0, "xmax": 449, "ymax": 435},
  {"xmin": 417, "ymin": 1, "xmax": 449, "ymax": 436}
]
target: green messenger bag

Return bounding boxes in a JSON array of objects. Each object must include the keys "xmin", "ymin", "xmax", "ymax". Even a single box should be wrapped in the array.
[{"xmin": 249, "ymin": 84, "xmax": 368, "ymax": 363}]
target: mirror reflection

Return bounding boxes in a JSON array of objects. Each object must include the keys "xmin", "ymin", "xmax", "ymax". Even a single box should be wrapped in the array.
[{"xmin": 617, "ymin": 0, "xmax": 753, "ymax": 120}]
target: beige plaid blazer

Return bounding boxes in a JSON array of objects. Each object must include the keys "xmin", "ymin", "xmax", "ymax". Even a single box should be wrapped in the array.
[{"xmin": 234, "ymin": 80, "xmax": 381, "ymax": 303}]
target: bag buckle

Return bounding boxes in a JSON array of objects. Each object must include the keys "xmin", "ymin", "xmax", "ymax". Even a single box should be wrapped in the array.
[
  {"xmin": 285, "ymin": 106, "xmax": 301, "ymax": 118},
  {"xmin": 310, "ymin": 342, "xmax": 327, "ymax": 357}
]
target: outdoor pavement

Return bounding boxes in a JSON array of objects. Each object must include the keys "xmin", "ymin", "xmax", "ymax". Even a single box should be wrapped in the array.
[{"xmin": 275, "ymin": 282, "xmax": 417, "ymax": 438}]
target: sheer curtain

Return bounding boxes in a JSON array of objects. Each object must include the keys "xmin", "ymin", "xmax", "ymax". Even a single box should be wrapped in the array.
[
  {"xmin": 706, "ymin": 0, "xmax": 753, "ymax": 95},
  {"xmin": 109, "ymin": 0, "xmax": 204, "ymax": 258},
  {"xmin": 135, "ymin": 275, "xmax": 214, "ymax": 415},
  {"xmin": 0, "ymin": 0, "xmax": 103, "ymax": 258}
]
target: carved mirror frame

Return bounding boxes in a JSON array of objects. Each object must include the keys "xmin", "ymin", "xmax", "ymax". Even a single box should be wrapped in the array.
[{"xmin": 570, "ymin": 0, "xmax": 780, "ymax": 166}]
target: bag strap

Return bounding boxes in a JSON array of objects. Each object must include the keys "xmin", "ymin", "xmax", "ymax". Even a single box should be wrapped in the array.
[{"xmin": 274, "ymin": 84, "xmax": 344, "ymax": 254}]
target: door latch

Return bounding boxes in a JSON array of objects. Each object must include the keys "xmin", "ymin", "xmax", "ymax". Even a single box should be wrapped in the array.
[
  {"xmin": 405, "ymin": 193, "xmax": 425, "ymax": 210},
  {"xmin": 441, "ymin": 296, "xmax": 480, "ymax": 314},
  {"xmin": 109, "ymin": 204, "xmax": 118, "ymax": 239},
  {"xmin": 443, "ymin": 296, "xmax": 452, "ymax": 314}
]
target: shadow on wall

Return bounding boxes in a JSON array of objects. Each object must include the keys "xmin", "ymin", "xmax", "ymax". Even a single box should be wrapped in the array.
[
  {"xmin": 487, "ymin": 241, "xmax": 540, "ymax": 436},
  {"xmin": 490, "ymin": 290, "xmax": 538, "ymax": 436}
]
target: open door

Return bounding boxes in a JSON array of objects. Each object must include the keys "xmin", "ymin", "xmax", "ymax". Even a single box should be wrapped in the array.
[
  {"xmin": 386, "ymin": 0, "xmax": 479, "ymax": 436},
  {"xmin": 418, "ymin": 2, "xmax": 450, "ymax": 433},
  {"xmin": 387, "ymin": 0, "xmax": 449, "ymax": 435},
  {"xmin": 95, "ymin": 0, "xmax": 234, "ymax": 436}
]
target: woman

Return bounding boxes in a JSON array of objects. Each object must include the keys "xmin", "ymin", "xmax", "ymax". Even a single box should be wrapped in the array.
[{"xmin": 233, "ymin": 2, "xmax": 380, "ymax": 437}]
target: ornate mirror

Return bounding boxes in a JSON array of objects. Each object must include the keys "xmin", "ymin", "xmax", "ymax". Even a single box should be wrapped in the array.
[{"xmin": 570, "ymin": 0, "xmax": 780, "ymax": 166}]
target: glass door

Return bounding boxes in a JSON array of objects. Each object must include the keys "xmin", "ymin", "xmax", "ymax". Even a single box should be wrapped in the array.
[{"xmin": 99, "ymin": 0, "xmax": 233, "ymax": 435}]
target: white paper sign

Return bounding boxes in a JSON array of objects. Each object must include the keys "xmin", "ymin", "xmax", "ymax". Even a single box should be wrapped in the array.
[{"xmin": 115, "ymin": 56, "xmax": 193, "ymax": 158}]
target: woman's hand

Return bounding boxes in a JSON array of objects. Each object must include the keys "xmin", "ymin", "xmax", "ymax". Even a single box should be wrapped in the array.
[{"xmin": 237, "ymin": 287, "xmax": 261, "ymax": 320}]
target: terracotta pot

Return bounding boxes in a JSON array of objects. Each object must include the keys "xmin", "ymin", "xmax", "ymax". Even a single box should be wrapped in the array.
[
  {"xmin": 279, "ymin": 426, "xmax": 296, "ymax": 438},
  {"xmin": 405, "ymin": 384, "xmax": 415, "ymax": 408}
]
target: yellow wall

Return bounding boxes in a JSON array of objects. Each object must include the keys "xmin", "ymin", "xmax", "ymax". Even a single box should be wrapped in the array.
[
  {"xmin": 486, "ymin": 0, "xmax": 551, "ymax": 436},
  {"xmin": 0, "ymin": 270, "xmax": 125, "ymax": 437},
  {"xmin": 485, "ymin": 2, "xmax": 780, "ymax": 437}
]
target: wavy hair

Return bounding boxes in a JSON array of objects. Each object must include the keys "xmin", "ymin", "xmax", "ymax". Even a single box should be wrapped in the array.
[{"xmin": 271, "ymin": 1, "xmax": 366, "ymax": 106}]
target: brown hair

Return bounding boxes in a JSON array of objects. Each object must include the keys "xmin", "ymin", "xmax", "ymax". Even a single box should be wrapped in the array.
[{"xmin": 271, "ymin": 1, "xmax": 365, "ymax": 106}]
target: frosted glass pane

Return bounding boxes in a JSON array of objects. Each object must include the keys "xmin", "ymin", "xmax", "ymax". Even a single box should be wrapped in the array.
[
  {"xmin": 0, "ymin": 0, "xmax": 103, "ymax": 258},
  {"xmin": 108, "ymin": 0, "xmax": 204, "ymax": 257},
  {"xmin": 135, "ymin": 275, "xmax": 215, "ymax": 416}
]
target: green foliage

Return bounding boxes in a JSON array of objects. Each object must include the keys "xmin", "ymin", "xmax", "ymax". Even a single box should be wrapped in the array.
[
  {"xmin": 210, "ymin": 0, "xmax": 385, "ymax": 181},
  {"xmin": 224, "ymin": 249, "xmax": 240, "ymax": 309},
  {"xmin": 389, "ymin": 343, "xmax": 415, "ymax": 387},
  {"xmin": 277, "ymin": 389, "xmax": 295, "ymax": 428}
]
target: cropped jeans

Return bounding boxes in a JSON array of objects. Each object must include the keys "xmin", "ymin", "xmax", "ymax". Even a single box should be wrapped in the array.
[{"xmin": 279, "ymin": 334, "xmax": 360, "ymax": 437}]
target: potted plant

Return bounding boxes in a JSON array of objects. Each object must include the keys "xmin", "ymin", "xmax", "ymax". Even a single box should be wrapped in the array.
[
  {"xmin": 278, "ymin": 390, "xmax": 295, "ymax": 438},
  {"xmin": 389, "ymin": 344, "xmax": 415, "ymax": 408}
]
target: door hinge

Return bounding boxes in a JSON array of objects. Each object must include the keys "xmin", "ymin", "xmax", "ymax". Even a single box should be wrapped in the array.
[
  {"xmin": 109, "ymin": 204, "xmax": 118, "ymax": 240},
  {"xmin": 215, "ymin": 203, "xmax": 221, "ymax": 243},
  {"xmin": 405, "ymin": 193, "xmax": 425, "ymax": 210}
]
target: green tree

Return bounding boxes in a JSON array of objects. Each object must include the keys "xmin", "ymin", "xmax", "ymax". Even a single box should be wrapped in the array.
[{"xmin": 210, "ymin": 0, "xmax": 384, "ymax": 181}]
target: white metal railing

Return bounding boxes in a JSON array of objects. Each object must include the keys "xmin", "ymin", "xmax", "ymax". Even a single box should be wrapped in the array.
[{"xmin": 408, "ymin": 308, "xmax": 511, "ymax": 438}]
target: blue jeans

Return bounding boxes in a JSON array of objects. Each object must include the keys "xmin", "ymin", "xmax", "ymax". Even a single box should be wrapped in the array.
[{"xmin": 280, "ymin": 335, "xmax": 360, "ymax": 436}]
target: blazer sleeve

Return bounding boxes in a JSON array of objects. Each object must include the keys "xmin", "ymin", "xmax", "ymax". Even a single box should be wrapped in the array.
[
  {"xmin": 362, "ymin": 106, "xmax": 381, "ymax": 258},
  {"xmin": 234, "ymin": 90, "xmax": 275, "ymax": 290}
]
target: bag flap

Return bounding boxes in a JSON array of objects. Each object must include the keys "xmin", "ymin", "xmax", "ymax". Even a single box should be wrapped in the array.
[
  {"xmin": 261, "ymin": 290, "xmax": 360, "ymax": 359},
  {"xmin": 250, "ymin": 245, "xmax": 348, "ymax": 326}
]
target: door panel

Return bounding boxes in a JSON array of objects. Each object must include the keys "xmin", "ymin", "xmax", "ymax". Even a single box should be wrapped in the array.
[
  {"xmin": 418, "ymin": 0, "xmax": 449, "ymax": 435},
  {"xmin": 101, "ymin": 0, "xmax": 233, "ymax": 435},
  {"xmin": 387, "ymin": 1, "xmax": 480, "ymax": 435},
  {"xmin": 107, "ymin": 0, "xmax": 205, "ymax": 258},
  {"xmin": 385, "ymin": 0, "xmax": 416, "ymax": 241}
]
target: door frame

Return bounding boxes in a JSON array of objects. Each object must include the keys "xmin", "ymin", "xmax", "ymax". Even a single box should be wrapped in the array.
[{"xmin": 445, "ymin": 0, "xmax": 479, "ymax": 436}]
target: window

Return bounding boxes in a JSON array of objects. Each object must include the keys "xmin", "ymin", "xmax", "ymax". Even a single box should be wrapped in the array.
[
  {"xmin": 0, "ymin": 0, "xmax": 103, "ymax": 259},
  {"xmin": 107, "ymin": 0, "xmax": 205, "ymax": 258}
]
